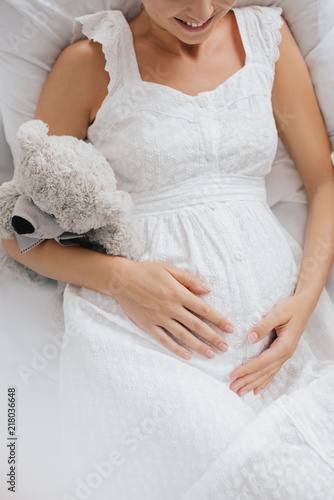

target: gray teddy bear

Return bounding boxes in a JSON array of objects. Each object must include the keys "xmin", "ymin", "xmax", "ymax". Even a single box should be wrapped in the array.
[{"xmin": 0, "ymin": 119, "xmax": 145, "ymax": 330}]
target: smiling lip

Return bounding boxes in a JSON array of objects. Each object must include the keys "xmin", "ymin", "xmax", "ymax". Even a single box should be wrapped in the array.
[{"xmin": 174, "ymin": 15, "xmax": 214, "ymax": 32}]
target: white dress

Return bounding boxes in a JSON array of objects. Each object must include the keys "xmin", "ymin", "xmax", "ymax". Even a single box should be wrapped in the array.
[{"xmin": 59, "ymin": 6, "xmax": 334, "ymax": 499}]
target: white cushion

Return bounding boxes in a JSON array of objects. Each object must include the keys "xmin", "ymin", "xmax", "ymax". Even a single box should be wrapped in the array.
[
  {"xmin": 0, "ymin": 110, "xmax": 14, "ymax": 184},
  {"xmin": 0, "ymin": 0, "xmax": 142, "ymax": 180}
]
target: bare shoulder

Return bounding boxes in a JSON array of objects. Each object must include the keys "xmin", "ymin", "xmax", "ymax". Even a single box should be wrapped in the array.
[
  {"xmin": 272, "ymin": 14, "xmax": 310, "ymax": 122},
  {"xmin": 61, "ymin": 38, "xmax": 109, "ymax": 80},
  {"xmin": 275, "ymin": 15, "xmax": 305, "ymax": 71},
  {"xmin": 279, "ymin": 16, "xmax": 298, "ymax": 45},
  {"xmin": 35, "ymin": 38, "xmax": 110, "ymax": 139}
]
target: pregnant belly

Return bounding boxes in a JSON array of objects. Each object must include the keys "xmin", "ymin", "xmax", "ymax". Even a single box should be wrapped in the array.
[
  {"xmin": 64, "ymin": 200, "xmax": 299, "ymax": 385},
  {"xmin": 135, "ymin": 201, "xmax": 298, "ymax": 366}
]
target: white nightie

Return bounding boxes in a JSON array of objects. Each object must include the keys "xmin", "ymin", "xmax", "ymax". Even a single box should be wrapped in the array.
[{"xmin": 58, "ymin": 6, "xmax": 334, "ymax": 499}]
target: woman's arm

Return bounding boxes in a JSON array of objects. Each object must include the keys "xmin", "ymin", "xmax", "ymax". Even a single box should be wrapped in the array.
[
  {"xmin": 229, "ymin": 17, "xmax": 334, "ymax": 396},
  {"xmin": 1, "ymin": 38, "xmax": 126, "ymax": 297},
  {"xmin": 33, "ymin": 36, "xmax": 109, "ymax": 138},
  {"xmin": 272, "ymin": 16, "xmax": 334, "ymax": 314},
  {"xmin": 1, "ymin": 237, "xmax": 128, "ymax": 297},
  {"xmin": 2, "ymin": 38, "xmax": 234, "ymax": 361}
]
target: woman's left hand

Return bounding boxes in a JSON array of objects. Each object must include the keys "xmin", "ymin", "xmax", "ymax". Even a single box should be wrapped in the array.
[{"xmin": 228, "ymin": 295, "xmax": 312, "ymax": 397}]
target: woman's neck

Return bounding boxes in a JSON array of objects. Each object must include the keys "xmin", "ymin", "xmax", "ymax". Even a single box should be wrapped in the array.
[{"xmin": 130, "ymin": 9, "xmax": 228, "ymax": 59}]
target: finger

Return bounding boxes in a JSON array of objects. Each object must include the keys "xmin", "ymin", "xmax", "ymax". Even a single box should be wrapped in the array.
[
  {"xmin": 231, "ymin": 368, "xmax": 278, "ymax": 397},
  {"xmin": 238, "ymin": 373, "xmax": 276, "ymax": 397},
  {"xmin": 161, "ymin": 263, "xmax": 216, "ymax": 295},
  {"xmin": 164, "ymin": 318, "xmax": 228, "ymax": 358},
  {"xmin": 229, "ymin": 340, "xmax": 285, "ymax": 380},
  {"xmin": 182, "ymin": 292, "xmax": 234, "ymax": 334},
  {"xmin": 174, "ymin": 309, "xmax": 229, "ymax": 353},
  {"xmin": 229, "ymin": 366, "xmax": 272, "ymax": 393},
  {"xmin": 253, "ymin": 373, "xmax": 276, "ymax": 395},
  {"xmin": 149, "ymin": 324, "xmax": 193, "ymax": 360},
  {"xmin": 245, "ymin": 305, "xmax": 284, "ymax": 345},
  {"xmin": 229, "ymin": 363, "xmax": 279, "ymax": 392}
]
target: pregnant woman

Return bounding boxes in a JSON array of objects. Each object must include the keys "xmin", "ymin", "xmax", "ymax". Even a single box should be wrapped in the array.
[{"xmin": 3, "ymin": 0, "xmax": 334, "ymax": 498}]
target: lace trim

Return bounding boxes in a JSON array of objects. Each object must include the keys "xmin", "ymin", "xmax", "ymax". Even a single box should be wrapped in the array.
[
  {"xmin": 71, "ymin": 10, "xmax": 128, "ymax": 96},
  {"xmin": 259, "ymin": 6, "xmax": 284, "ymax": 66}
]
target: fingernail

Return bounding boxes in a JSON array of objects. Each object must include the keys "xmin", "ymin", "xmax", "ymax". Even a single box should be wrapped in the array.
[
  {"xmin": 182, "ymin": 352, "xmax": 192, "ymax": 360},
  {"xmin": 206, "ymin": 349, "xmax": 216, "ymax": 359},
  {"xmin": 240, "ymin": 389, "xmax": 249, "ymax": 397},
  {"xmin": 247, "ymin": 331, "xmax": 259, "ymax": 343},
  {"xmin": 218, "ymin": 343, "xmax": 228, "ymax": 352},
  {"xmin": 224, "ymin": 325, "xmax": 234, "ymax": 333},
  {"xmin": 200, "ymin": 282, "xmax": 213, "ymax": 291}
]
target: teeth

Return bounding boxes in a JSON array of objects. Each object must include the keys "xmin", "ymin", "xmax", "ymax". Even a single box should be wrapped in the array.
[
  {"xmin": 186, "ymin": 21, "xmax": 205, "ymax": 27},
  {"xmin": 178, "ymin": 18, "xmax": 206, "ymax": 27}
]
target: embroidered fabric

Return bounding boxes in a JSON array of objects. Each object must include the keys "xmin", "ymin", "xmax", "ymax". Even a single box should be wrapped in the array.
[{"xmin": 59, "ymin": 6, "xmax": 334, "ymax": 499}]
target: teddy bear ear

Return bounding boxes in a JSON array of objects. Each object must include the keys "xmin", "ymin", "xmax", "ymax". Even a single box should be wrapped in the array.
[{"xmin": 16, "ymin": 119, "xmax": 49, "ymax": 152}]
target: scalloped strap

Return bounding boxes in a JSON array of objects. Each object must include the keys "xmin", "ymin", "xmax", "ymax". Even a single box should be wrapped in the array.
[
  {"xmin": 71, "ymin": 10, "xmax": 139, "ymax": 95},
  {"xmin": 71, "ymin": 6, "xmax": 283, "ymax": 96},
  {"xmin": 240, "ymin": 5, "xmax": 284, "ymax": 69}
]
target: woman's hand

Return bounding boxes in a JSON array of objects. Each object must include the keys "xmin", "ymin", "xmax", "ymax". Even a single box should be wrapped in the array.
[
  {"xmin": 108, "ymin": 258, "xmax": 234, "ymax": 360},
  {"xmin": 228, "ymin": 295, "xmax": 311, "ymax": 397}
]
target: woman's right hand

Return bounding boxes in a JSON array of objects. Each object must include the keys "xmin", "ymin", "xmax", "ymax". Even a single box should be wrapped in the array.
[{"xmin": 107, "ymin": 258, "xmax": 234, "ymax": 360}]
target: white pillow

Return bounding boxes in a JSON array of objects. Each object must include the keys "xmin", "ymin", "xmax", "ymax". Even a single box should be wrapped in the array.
[
  {"xmin": 0, "ymin": 0, "xmax": 142, "ymax": 179},
  {"xmin": 0, "ymin": 0, "xmax": 333, "ymax": 206},
  {"xmin": 0, "ymin": 110, "xmax": 14, "ymax": 184}
]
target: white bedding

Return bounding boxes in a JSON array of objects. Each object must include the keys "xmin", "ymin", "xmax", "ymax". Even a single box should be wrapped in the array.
[{"xmin": 0, "ymin": 277, "xmax": 63, "ymax": 499}]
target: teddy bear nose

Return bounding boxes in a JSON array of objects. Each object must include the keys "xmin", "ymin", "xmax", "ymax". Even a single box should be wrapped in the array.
[{"xmin": 12, "ymin": 216, "xmax": 35, "ymax": 235}]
